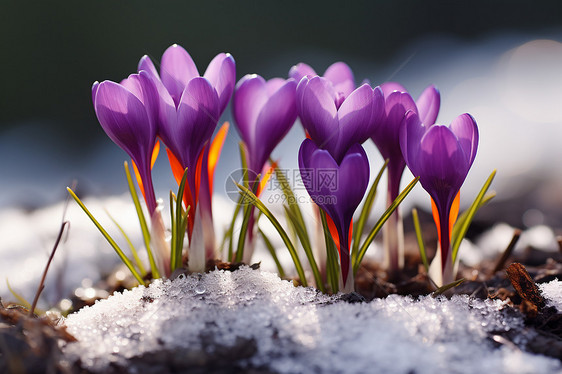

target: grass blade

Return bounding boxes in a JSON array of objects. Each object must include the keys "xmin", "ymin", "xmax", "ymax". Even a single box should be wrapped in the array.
[
  {"xmin": 352, "ymin": 160, "xmax": 388, "ymax": 264},
  {"xmin": 67, "ymin": 187, "xmax": 144, "ymax": 284},
  {"xmin": 258, "ymin": 228, "xmax": 286, "ymax": 278},
  {"xmin": 284, "ymin": 206, "xmax": 324, "ymax": 292},
  {"xmin": 412, "ymin": 208, "xmax": 429, "ymax": 273},
  {"xmin": 236, "ymin": 182, "xmax": 307, "ymax": 286},
  {"xmin": 223, "ymin": 194, "xmax": 243, "ymax": 261},
  {"xmin": 6, "ymin": 279, "xmax": 31, "ymax": 308},
  {"xmin": 354, "ymin": 177, "xmax": 419, "ymax": 274},
  {"xmin": 124, "ymin": 161, "xmax": 160, "ymax": 279},
  {"xmin": 106, "ymin": 209, "xmax": 147, "ymax": 276},
  {"xmin": 235, "ymin": 178, "xmax": 260, "ymax": 262},
  {"xmin": 451, "ymin": 170, "xmax": 496, "ymax": 263},
  {"xmin": 432, "ymin": 278, "xmax": 465, "ymax": 296},
  {"xmin": 272, "ymin": 162, "xmax": 311, "ymax": 247},
  {"xmin": 171, "ymin": 168, "xmax": 189, "ymax": 271}
]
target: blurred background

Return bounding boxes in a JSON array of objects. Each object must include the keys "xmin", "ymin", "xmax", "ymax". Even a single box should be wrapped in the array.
[
  {"xmin": 1, "ymin": 0, "xmax": 562, "ymax": 305},
  {"xmin": 1, "ymin": 0, "xmax": 562, "ymax": 215}
]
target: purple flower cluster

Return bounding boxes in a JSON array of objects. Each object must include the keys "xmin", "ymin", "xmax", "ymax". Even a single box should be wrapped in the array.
[{"xmin": 91, "ymin": 44, "xmax": 479, "ymax": 288}]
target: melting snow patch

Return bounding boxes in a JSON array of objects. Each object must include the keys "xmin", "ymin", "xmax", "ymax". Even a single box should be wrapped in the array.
[{"xmin": 63, "ymin": 267, "xmax": 562, "ymax": 374}]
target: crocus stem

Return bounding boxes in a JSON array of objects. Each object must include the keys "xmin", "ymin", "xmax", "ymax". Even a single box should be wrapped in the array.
[
  {"xmin": 438, "ymin": 207, "xmax": 454, "ymax": 285},
  {"xmin": 384, "ymin": 161, "xmax": 405, "ymax": 279},
  {"xmin": 338, "ymin": 224, "xmax": 354, "ymax": 292},
  {"xmin": 141, "ymin": 162, "xmax": 158, "ymax": 215}
]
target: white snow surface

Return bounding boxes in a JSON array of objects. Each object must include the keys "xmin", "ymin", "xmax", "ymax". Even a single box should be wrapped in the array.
[{"xmin": 63, "ymin": 267, "xmax": 562, "ymax": 374}]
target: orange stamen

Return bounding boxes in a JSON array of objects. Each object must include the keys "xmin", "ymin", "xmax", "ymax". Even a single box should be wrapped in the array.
[
  {"xmin": 257, "ymin": 161, "xmax": 278, "ymax": 198},
  {"xmin": 207, "ymin": 122, "xmax": 229, "ymax": 195},
  {"xmin": 431, "ymin": 191, "xmax": 461, "ymax": 243}
]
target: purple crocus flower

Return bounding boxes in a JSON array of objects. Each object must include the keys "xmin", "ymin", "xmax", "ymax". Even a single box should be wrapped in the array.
[
  {"xmin": 232, "ymin": 74, "xmax": 298, "ymax": 175},
  {"xmin": 92, "ymin": 71, "xmax": 158, "ymax": 213},
  {"xmin": 372, "ymin": 83, "xmax": 440, "ymax": 200},
  {"xmin": 138, "ymin": 45, "xmax": 235, "ymax": 212},
  {"xmin": 400, "ymin": 111, "xmax": 478, "ymax": 284},
  {"xmin": 370, "ymin": 83, "xmax": 440, "ymax": 276},
  {"xmin": 296, "ymin": 75, "xmax": 383, "ymax": 163},
  {"xmin": 289, "ymin": 61, "xmax": 355, "ymax": 99},
  {"xmin": 299, "ymin": 138, "xmax": 370, "ymax": 291}
]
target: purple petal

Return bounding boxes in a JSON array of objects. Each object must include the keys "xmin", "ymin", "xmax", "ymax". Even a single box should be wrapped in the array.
[
  {"xmin": 140, "ymin": 60, "xmax": 178, "ymax": 149},
  {"xmin": 91, "ymin": 81, "xmax": 99, "ymax": 104},
  {"xmin": 138, "ymin": 55, "xmax": 159, "ymax": 78},
  {"xmin": 203, "ymin": 53, "xmax": 236, "ymax": 115},
  {"xmin": 399, "ymin": 111, "xmax": 425, "ymax": 176},
  {"xmin": 160, "ymin": 44, "xmax": 200, "ymax": 107},
  {"xmin": 265, "ymin": 78, "xmax": 286, "ymax": 95},
  {"xmin": 323, "ymin": 62, "xmax": 355, "ymax": 98},
  {"xmin": 94, "ymin": 80, "xmax": 154, "ymax": 164},
  {"xmin": 449, "ymin": 113, "xmax": 479, "ymax": 166},
  {"xmin": 380, "ymin": 82, "xmax": 407, "ymax": 97},
  {"xmin": 252, "ymin": 79, "xmax": 297, "ymax": 172},
  {"xmin": 418, "ymin": 125, "xmax": 469, "ymax": 196},
  {"xmin": 232, "ymin": 74, "xmax": 268, "ymax": 147},
  {"xmin": 369, "ymin": 85, "xmax": 385, "ymax": 131},
  {"xmin": 289, "ymin": 63, "xmax": 317, "ymax": 82},
  {"xmin": 175, "ymin": 77, "xmax": 220, "ymax": 168},
  {"xmin": 336, "ymin": 144, "xmax": 370, "ymax": 221},
  {"xmin": 334, "ymin": 84, "xmax": 376, "ymax": 159},
  {"xmin": 385, "ymin": 90, "xmax": 417, "ymax": 124},
  {"xmin": 297, "ymin": 76, "xmax": 339, "ymax": 153},
  {"xmin": 416, "ymin": 84, "xmax": 440, "ymax": 125}
]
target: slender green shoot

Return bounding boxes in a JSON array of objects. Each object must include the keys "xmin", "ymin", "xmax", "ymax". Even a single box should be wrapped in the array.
[
  {"xmin": 271, "ymin": 161, "xmax": 311, "ymax": 247},
  {"xmin": 352, "ymin": 160, "xmax": 388, "ymax": 264},
  {"xmin": 67, "ymin": 187, "xmax": 144, "ymax": 285},
  {"xmin": 123, "ymin": 161, "xmax": 160, "ymax": 279},
  {"xmin": 6, "ymin": 279, "xmax": 31, "ymax": 309},
  {"xmin": 432, "ymin": 278, "xmax": 466, "ymax": 296},
  {"xmin": 258, "ymin": 228, "xmax": 286, "ymax": 278},
  {"xmin": 235, "ymin": 178, "xmax": 260, "ymax": 262},
  {"xmin": 224, "ymin": 195, "xmax": 243, "ymax": 261},
  {"xmin": 239, "ymin": 142, "xmax": 250, "ymax": 189},
  {"xmin": 452, "ymin": 192, "xmax": 496, "ymax": 249},
  {"xmin": 171, "ymin": 167, "xmax": 190, "ymax": 271},
  {"xmin": 451, "ymin": 170, "xmax": 496, "ymax": 263},
  {"xmin": 412, "ymin": 208, "xmax": 429, "ymax": 273},
  {"xmin": 106, "ymin": 209, "xmax": 147, "ymax": 276},
  {"xmin": 320, "ymin": 209, "xmax": 339, "ymax": 293},
  {"xmin": 236, "ymin": 182, "xmax": 307, "ymax": 286},
  {"xmin": 284, "ymin": 206, "xmax": 324, "ymax": 292},
  {"xmin": 353, "ymin": 177, "xmax": 419, "ymax": 275}
]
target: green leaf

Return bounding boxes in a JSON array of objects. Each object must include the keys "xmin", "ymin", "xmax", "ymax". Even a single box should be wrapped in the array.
[
  {"xmin": 6, "ymin": 278, "xmax": 31, "ymax": 309},
  {"xmin": 236, "ymin": 182, "xmax": 308, "ymax": 286},
  {"xmin": 412, "ymin": 208, "xmax": 429, "ymax": 273},
  {"xmin": 271, "ymin": 162, "xmax": 311, "ymax": 248},
  {"xmin": 354, "ymin": 177, "xmax": 419, "ymax": 274},
  {"xmin": 258, "ymin": 228, "xmax": 286, "ymax": 278},
  {"xmin": 224, "ymin": 194, "xmax": 243, "ymax": 261},
  {"xmin": 320, "ymin": 209, "xmax": 339, "ymax": 294},
  {"xmin": 235, "ymin": 178, "xmax": 261, "ymax": 262},
  {"xmin": 432, "ymin": 278, "xmax": 465, "ymax": 296},
  {"xmin": 106, "ymin": 209, "xmax": 147, "ymax": 276},
  {"xmin": 352, "ymin": 160, "xmax": 388, "ymax": 264},
  {"xmin": 124, "ymin": 161, "xmax": 160, "ymax": 279},
  {"xmin": 284, "ymin": 206, "xmax": 325, "ymax": 292},
  {"xmin": 171, "ymin": 167, "xmax": 189, "ymax": 271},
  {"xmin": 67, "ymin": 187, "xmax": 145, "ymax": 285},
  {"xmin": 451, "ymin": 170, "xmax": 496, "ymax": 263}
]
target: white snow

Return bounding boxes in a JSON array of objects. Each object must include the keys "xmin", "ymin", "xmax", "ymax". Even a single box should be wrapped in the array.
[
  {"xmin": 63, "ymin": 267, "xmax": 562, "ymax": 374},
  {"xmin": 541, "ymin": 279, "xmax": 562, "ymax": 311}
]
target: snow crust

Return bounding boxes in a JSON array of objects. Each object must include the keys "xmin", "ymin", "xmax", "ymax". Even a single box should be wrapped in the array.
[{"xmin": 64, "ymin": 267, "xmax": 562, "ymax": 374}]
